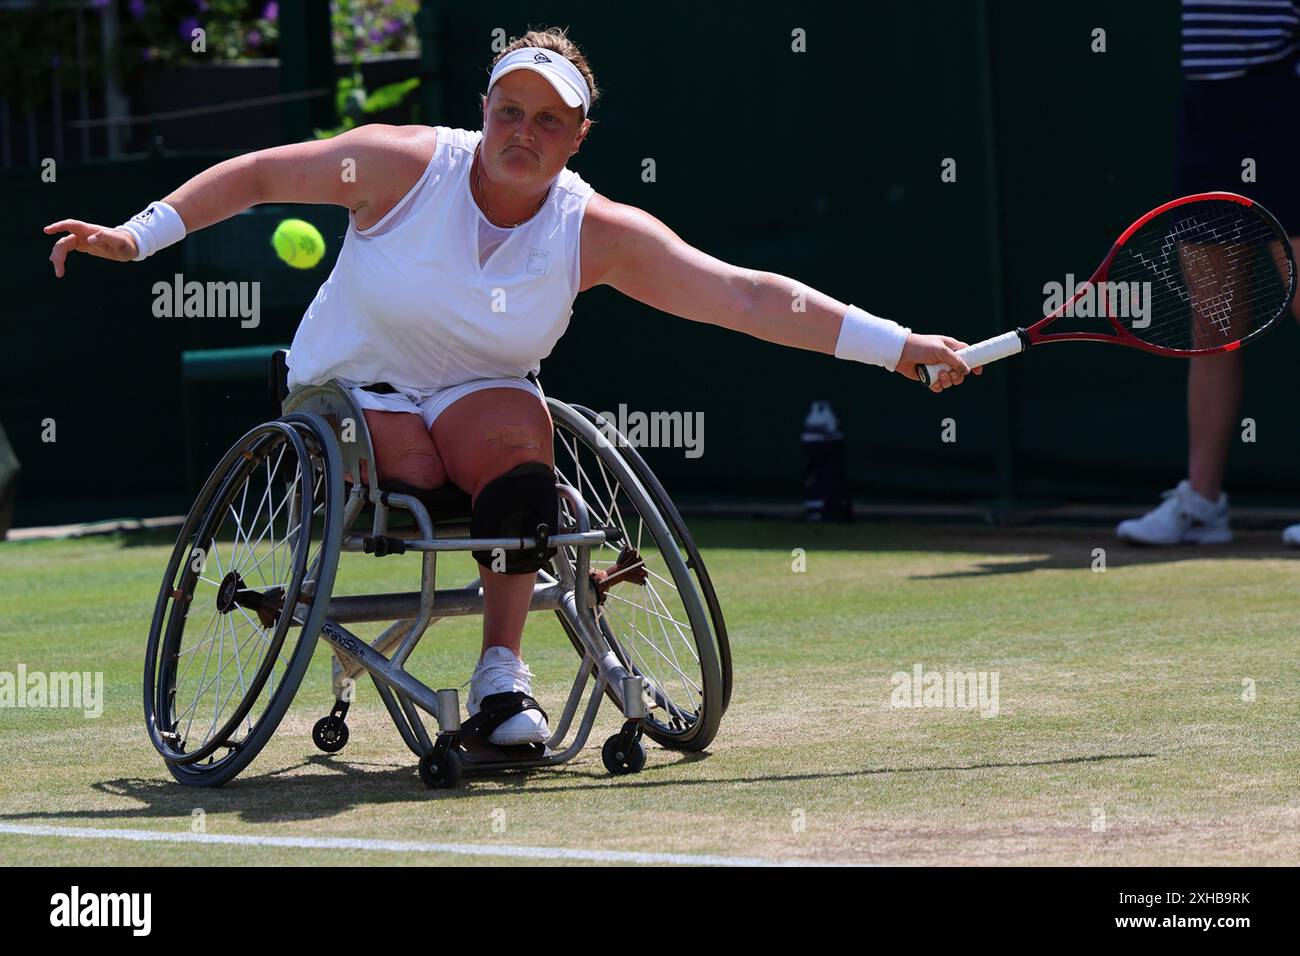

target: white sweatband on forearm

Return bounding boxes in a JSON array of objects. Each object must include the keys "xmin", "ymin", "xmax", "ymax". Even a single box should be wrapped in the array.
[
  {"xmin": 117, "ymin": 201, "xmax": 187, "ymax": 261},
  {"xmin": 834, "ymin": 305, "xmax": 911, "ymax": 372}
]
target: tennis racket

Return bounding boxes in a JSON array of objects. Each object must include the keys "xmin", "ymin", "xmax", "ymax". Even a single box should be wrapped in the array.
[{"xmin": 917, "ymin": 192, "xmax": 1296, "ymax": 386}]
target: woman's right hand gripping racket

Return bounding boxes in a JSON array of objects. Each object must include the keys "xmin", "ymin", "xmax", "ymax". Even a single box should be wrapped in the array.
[{"xmin": 916, "ymin": 192, "xmax": 1297, "ymax": 386}]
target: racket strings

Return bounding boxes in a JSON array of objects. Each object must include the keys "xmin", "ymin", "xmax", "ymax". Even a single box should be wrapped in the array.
[{"xmin": 1105, "ymin": 199, "xmax": 1293, "ymax": 353}]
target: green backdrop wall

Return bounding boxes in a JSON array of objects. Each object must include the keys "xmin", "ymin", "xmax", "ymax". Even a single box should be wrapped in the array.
[{"xmin": 5, "ymin": 0, "xmax": 1298, "ymax": 527}]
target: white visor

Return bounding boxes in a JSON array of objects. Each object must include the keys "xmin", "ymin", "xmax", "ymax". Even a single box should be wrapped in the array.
[{"xmin": 488, "ymin": 47, "xmax": 591, "ymax": 116}]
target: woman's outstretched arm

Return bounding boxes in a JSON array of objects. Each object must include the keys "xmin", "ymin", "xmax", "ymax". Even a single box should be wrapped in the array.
[
  {"xmin": 44, "ymin": 124, "xmax": 432, "ymax": 277},
  {"xmin": 580, "ymin": 194, "xmax": 980, "ymax": 391}
]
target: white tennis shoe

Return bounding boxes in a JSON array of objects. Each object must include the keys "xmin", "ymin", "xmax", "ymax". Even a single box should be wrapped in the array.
[
  {"xmin": 1283, "ymin": 524, "xmax": 1300, "ymax": 547},
  {"xmin": 1116, "ymin": 480, "xmax": 1231, "ymax": 545},
  {"xmin": 467, "ymin": 646, "xmax": 550, "ymax": 746}
]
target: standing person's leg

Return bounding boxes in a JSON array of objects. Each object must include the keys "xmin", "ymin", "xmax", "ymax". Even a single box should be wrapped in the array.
[
  {"xmin": 1280, "ymin": 236, "xmax": 1300, "ymax": 545},
  {"xmin": 1115, "ymin": 265, "xmax": 1242, "ymax": 545},
  {"xmin": 1186, "ymin": 346, "xmax": 1244, "ymax": 503},
  {"xmin": 1117, "ymin": 45, "xmax": 1240, "ymax": 546},
  {"xmin": 1119, "ymin": 233, "xmax": 1299, "ymax": 544},
  {"xmin": 1116, "ymin": 353, "xmax": 1234, "ymax": 545},
  {"xmin": 1180, "ymin": 232, "xmax": 1273, "ymax": 502}
]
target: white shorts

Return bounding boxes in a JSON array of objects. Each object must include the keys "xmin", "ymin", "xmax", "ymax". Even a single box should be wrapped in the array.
[{"xmin": 340, "ymin": 376, "xmax": 546, "ymax": 431}]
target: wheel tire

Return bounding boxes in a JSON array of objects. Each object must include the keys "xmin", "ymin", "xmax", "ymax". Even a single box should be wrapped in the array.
[
  {"xmin": 602, "ymin": 734, "xmax": 647, "ymax": 775},
  {"xmin": 312, "ymin": 717, "xmax": 349, "ymax": 754},
  {"xmin": 418, "ymin": 749, "xmax": 463, "ymax": 789},
  {"xmin": 569, "ymin": 403, "xmax": 732, "ymax": 715},
  {"xmin": 144, "ymin": 413, "xmax": 343, "ymax": 788},
  {"xmin": 549, "ymin": 400, "xmax": 725, "ymax": 753}
]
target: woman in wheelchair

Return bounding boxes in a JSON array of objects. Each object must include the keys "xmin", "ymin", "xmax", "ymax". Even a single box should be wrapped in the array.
[{"xmin": 46, "ymin": 28, "xmax": 979, "ymax": 775}]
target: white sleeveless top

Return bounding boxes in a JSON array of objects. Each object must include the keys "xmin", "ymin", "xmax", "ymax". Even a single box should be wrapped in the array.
[{"xmin": 286, "ymin": 126, "xmax": 595, "ymax": 392}]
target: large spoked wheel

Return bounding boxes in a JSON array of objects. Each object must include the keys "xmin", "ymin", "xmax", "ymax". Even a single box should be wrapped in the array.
[
  {"xmin": 143, "ymin": 412, "xmax": 343, "ymax": 787},
  {"xmin": 547, "ymin": 399, "xmax": 728, "ymax": 752},
  {"xmin": 568, "ymin": 404, "xmax": 732, "ymax": 715}
]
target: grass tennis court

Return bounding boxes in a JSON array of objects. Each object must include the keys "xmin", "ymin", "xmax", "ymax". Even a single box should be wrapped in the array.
[{"xmin": 1, "ymin": 519, "xmax": 1296, "ymax": 866}]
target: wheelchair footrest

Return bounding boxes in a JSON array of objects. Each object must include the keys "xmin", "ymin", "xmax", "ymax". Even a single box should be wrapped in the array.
[
  {"xmin": 454, "ymin": 691, "xmax": 550, "ymax": 763},
  {"xmin": 457, "ymin": 738, "xmax": 547, "ymax": 763}
]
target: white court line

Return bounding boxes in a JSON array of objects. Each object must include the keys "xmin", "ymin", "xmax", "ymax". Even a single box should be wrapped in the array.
[{"xmin": 0, "ymin": 822, "xmax": 835, "ymax": 867}]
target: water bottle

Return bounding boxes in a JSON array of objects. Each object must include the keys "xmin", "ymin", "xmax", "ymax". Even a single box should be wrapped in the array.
[{"xmin": 801, "ymin": 401, "xmax": 852, "ymax": 522}]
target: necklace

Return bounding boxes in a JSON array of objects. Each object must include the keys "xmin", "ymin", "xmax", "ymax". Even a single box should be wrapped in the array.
[{"xmin": 474, "ymin": 149, "xmax": 545, "ymax": 228}]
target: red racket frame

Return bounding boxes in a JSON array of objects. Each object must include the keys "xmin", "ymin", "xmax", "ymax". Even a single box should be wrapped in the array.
[{"xmin": 1022, "ymin": 191, "xmax": 1296, "ymax": 357}]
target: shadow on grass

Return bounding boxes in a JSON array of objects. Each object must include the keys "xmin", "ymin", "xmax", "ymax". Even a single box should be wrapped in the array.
[
  {"xmin": 908, "ymin": 536, "xmax": 1299, "ymax": 579},
  {"xmin": 69, "ymin": 517, "xmax": 1300, "ymax": 580},
  {"xmin": 0, "ymin": 751, "xmax": 1155, "ymax": 827},
  {"xmin": 679, "ymin": 519, "xmax": 1299, "ymax": 579}
]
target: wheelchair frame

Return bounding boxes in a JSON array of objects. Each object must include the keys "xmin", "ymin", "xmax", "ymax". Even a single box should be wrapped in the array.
[{"xmin": 145, "ymin": 370, "xmax": 729, "ymax": 789}]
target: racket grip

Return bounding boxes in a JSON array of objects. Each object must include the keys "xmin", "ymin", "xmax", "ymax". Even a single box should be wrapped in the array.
[{"xmin": 916, "ymin": 329, "xmax": 1028, "ymax": 387}]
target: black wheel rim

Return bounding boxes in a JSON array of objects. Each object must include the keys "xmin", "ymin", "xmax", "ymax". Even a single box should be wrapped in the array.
[{"xmin": 149, "ymin": 422, "xmax": 328, "ymax": 765}]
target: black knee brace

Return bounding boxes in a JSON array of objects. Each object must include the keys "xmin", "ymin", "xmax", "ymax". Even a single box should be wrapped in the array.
[{"xmin": 471, "ymin": 462, "xmax": 559, "ymax": 573}]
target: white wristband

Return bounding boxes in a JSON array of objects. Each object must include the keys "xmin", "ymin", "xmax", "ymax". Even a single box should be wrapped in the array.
[
  {"xmin": 117, "ymin": 201, "xmax": 187, "ymax": 261},
  {"xmin": 834, "ymin": 305, "xmax": 911, "ymax": 372}
]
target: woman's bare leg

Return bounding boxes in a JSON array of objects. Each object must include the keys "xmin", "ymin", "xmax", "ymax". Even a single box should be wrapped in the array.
[
  {"xmin": 350, "ymin": 408, "xmax": 447, "ymax": 489},
  {"xmin": 431, "ymin": 388, "xmax": 554, "ymax": 660}
]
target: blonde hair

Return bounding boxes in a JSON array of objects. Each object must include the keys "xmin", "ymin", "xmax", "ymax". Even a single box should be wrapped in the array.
[{"xmin": 489, "ymin": 26, "xmax": 600, "ymax": 117}]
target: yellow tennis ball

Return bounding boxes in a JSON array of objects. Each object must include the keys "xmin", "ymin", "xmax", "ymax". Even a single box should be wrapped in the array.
[{"xmin": 272, "ymin": 218, "xmax": 325, "ymax": 269}]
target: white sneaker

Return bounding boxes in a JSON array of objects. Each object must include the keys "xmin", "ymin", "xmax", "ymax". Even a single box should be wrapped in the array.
[
  {"xmin": 1283, "ymin": 523, "xmax": 1300, "ymax": 547},
  {"xmin": 1116, "ymin": 480, "xmax": 1231, "ymax": 545},
  {"xmin": 466, "ymin": 646, "xmax": 550, "ymax": 746}
]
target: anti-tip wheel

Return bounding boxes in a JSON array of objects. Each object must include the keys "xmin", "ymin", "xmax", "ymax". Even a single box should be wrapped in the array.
[
  {"xmin": 418, "ymin": 748, "xmax": 463, "ymax": 789},
  {"xmin": 602, "ymin": 734, "xmax": 647, "ymax": 775},
  {"xmin": 312, "ymin": 716, "xmax": 349, "ymax": 753}
]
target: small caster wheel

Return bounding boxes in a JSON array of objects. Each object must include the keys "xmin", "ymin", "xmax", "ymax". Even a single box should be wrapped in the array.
[
  {"xmin": 418, "ymin": 748, "xmax": 463, "ymax": 789},
  {"xmin": 602, "ymin": 734, "xmax": 646, "ymax": 775},
  {"xmin": 312, "ymin": 716, "xmax": 349, "ymax": 753}
]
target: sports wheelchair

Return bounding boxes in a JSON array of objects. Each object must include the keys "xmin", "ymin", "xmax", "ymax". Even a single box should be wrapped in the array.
[{"xmin": 144, "ymin": 352, "xmax": 730, "ymax": 788}]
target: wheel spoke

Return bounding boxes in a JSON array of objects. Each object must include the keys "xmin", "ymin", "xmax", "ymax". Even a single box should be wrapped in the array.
[
  {"xmin": 602, "ymin": 600, "xmax": 702, "ymax": 697},
  {"xmin": 603, "ymin": 603, "xmax": 700, "ymax": 719},
  {"xmin": 150, "ymin": 421, "xmax": 340, "ymax": 773},
  {"xmin": 551, "ymin": 410, "xmax": 718, "ymax": 742},
  {"xmin": 235, "ymin": 467, "xmax": 302, "ymax": 588},
  {"xmin": 239, "ymin": 514, "xmax": 303, "ymax": 584},
  {"xmin": 230, "ymin": 442, "xmax": 287, "ymax": 571},
  {"xmin": 178, "ymin": 613, "xmax": 274, "ymax": 747},
  {"xmin": 641, "ymin": 579, "xmax": 702, "ymax": 710},
  {"xmin": 173, "ymin": 602, "xmax": 220, "ymax": 685},
  {"xmin": 180, "ymin": 587, "xmax": 222, "ymax": 747}
]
